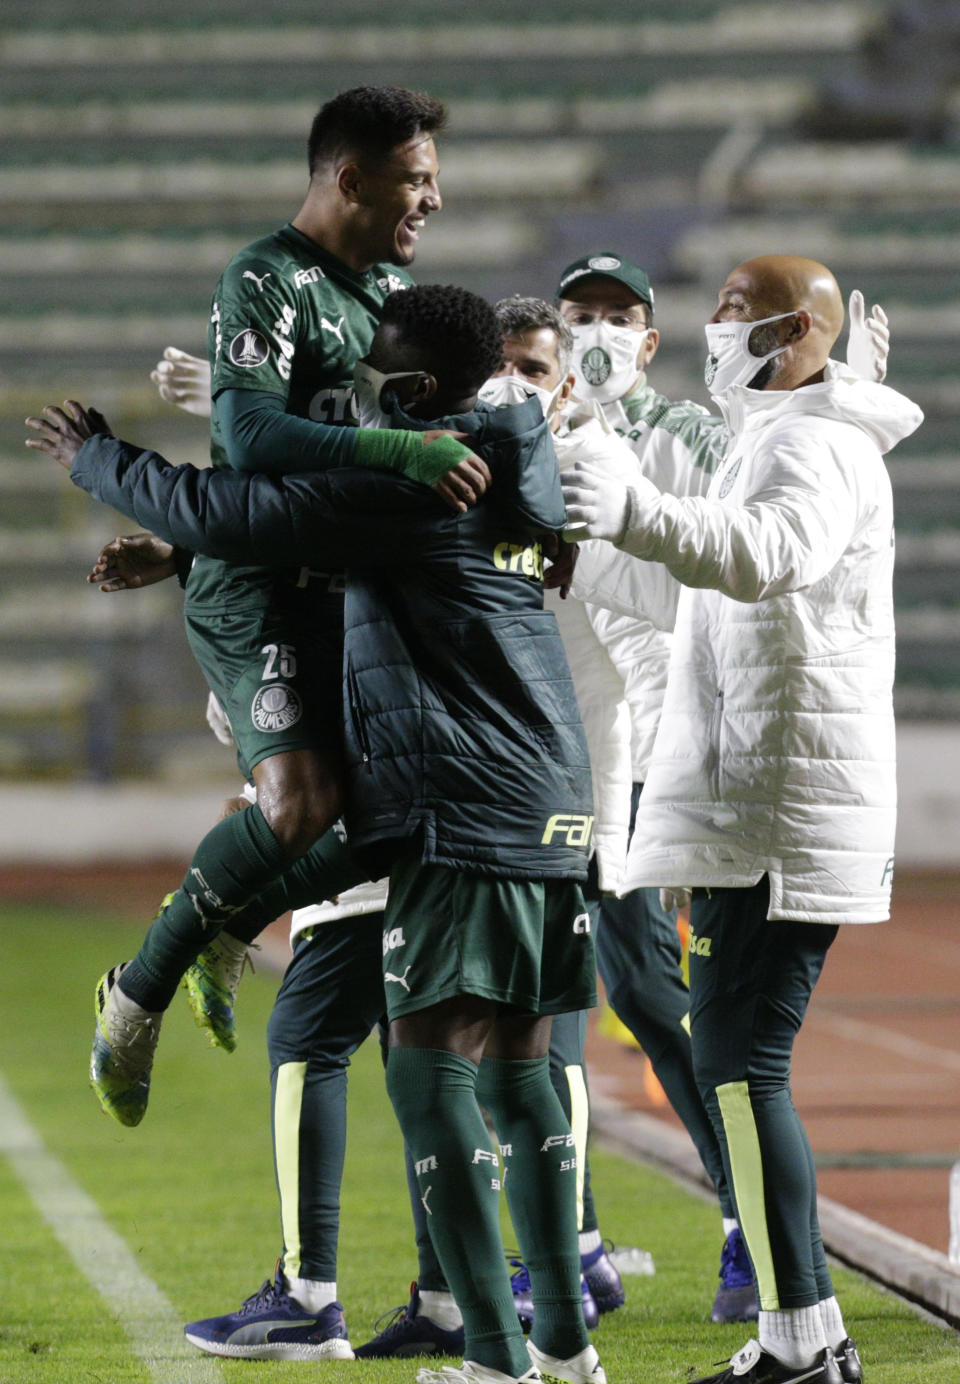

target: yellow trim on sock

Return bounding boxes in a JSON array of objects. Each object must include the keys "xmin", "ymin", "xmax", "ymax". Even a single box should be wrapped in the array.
[
  {"xmin": 565, "ymin": 1063, "xmax": 589, "ymax": 1230},
  {"xmin": 275, "ymin": 1061, "xmax": 307, "ymax": 1280},
  {"xmin": 716, "ymin": 1079, "xmax": 779, "ymax": 1310}
]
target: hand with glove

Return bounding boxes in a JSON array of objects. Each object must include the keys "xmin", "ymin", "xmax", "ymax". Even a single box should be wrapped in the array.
[
  {"xmin": 845, "ymin": 289, "xmax": 890, "ymax": 383},
  {"xmin": 150, "ymin": 346, "xmax": 213, "ymax": 417},
  {"xmin": 562, "ymin": 459, "xmax": 661, "ymax": 544}
]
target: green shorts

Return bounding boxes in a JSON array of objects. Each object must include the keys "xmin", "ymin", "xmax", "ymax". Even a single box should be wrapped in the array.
[
  {"xmin": 184, "ymin": 578, "xmax": 344, "ymax": 780},
  {"xmin": 380, "ymin": 851, "xmax": 598, "ymax": 1021}
]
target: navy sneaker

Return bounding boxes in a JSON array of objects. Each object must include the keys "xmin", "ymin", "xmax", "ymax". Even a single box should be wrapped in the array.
[
  {"xmin": 836, "ymin": 1337, "xmax": 862, "ymax": 1384},
  {"xmin": 183, "ymin": 1263, "xmax": 354, "ymax": 1360},
  {"xmin": 510, "ymin": 1259, "xmax": 599, "ymax": 1332},
  {"xmin": 688, "ymin": 1339, "xmax": 843, "ymax": 1384},
  {"xmin": 354, "ymin": 1281, "xmax": 465, "ymax": 1358},
  {"xmin": 580, "ymin": 1243, "xmax": 625, "ymax": 1314},
  {"xmin": 711, "ymin": 1228, "xmax": 759, "ymax": 1324}
]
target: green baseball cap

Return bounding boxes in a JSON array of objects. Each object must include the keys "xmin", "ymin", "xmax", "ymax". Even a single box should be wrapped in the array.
[{"xmin": 556, "ymin": 253, "xmax": 655, "ymax": 313}]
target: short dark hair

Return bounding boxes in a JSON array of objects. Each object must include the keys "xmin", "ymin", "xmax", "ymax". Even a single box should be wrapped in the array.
[
  {"xmin": 379, "ymin": 285, "xmax": 504, "ymax": 394},
  {"xmin": 308, "ymin": 86, "xmax": 447, "ymax": 175},
  {"xmin": 494, "ymin": 296, "xmax": 574, "ymax": 374}
]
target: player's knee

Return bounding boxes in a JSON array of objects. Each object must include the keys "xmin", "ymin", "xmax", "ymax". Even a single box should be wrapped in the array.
[{"xmin": 260, "ymin": 787, "xmax": 336, "ymax": 858}]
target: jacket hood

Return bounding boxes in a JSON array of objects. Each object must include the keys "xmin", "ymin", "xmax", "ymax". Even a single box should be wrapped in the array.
[
  {"xmin": 715, "ymin": 358, "xmax": 924, "ymax": 455},
  {"xmin": 389, "ymin": 395, "xmax": 567, "ymax": 532}
]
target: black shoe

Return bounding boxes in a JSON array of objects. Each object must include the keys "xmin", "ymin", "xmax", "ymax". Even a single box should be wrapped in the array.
[
  {"xmin": 835, "ymin": 1337, "xmax": 862, "ymax": 1384},
  {"xmin": 711, "ymin": 1228, "xmax": 758, "ymax": 1324},
  {"xmin": 353, "ymin": 1282, "xmax": 464, "ymax": 1359},
  {"xmin": 688, "ymin": 1340, "xmax": 843, "ymax": 1384}
]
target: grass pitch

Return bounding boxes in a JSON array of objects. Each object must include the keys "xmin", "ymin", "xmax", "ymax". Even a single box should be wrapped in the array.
[{"xmin": 0, "ymin": 905, "xmax": 956, "ymax": 1383}]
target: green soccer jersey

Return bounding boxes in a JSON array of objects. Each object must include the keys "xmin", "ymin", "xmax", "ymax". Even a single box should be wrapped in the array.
[{"xmin": 189, "ymin": 224, "xmax": 413, "ymax": 609}]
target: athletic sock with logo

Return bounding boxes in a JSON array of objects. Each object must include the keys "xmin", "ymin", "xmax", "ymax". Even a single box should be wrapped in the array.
[
  {"xmin": 385, "ymin": 1046, "xmax": 530, "ymax": 1380},
  {"xmin": 477, "ymin": 1055, "xmax": 586, "ymax": 1363},
  {"xmin": 119, "ymin": 803, "xmax": 290, "ymax": 1010},
  {"xmin": 214, "ymin": 824, "xmax": 372, "ymax": 946},
  {"xmin": 404, "ymin": 1142, "xmax": 451, "ymax": 1293}
]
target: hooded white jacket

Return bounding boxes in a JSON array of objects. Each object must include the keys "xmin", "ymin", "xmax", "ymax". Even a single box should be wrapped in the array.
[{"xmin": 616, "ymin": 362, "xmax": 923, "ymax": 923}]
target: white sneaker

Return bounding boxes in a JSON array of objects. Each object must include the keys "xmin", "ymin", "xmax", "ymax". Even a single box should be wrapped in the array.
[
  {"xmin": 416, "ymin": 1363, "xmax": 542, "ymax": 1384},
  {"xmin": 527, "ymin": 1341, "xmax": 607, "ymax": 1384}
]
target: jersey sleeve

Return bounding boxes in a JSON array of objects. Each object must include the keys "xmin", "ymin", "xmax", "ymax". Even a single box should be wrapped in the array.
[{"xmin": 209, "ymin": 254, "xmax": 301, "ymax": 401}]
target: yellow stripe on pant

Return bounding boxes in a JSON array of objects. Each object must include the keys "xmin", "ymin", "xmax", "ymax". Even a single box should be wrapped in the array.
[
  {"xmin": 716, "ymin": 1079, "xmax": 778, "ymax": 1310},
  {"xmin": 275, "ymin": 1060, "xmax": 307, "ymax": 1280}
]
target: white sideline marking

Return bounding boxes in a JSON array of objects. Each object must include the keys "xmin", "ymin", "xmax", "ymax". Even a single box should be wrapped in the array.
[
  {"xmin": 813, "ymin": 1010, "xmax": 960, "ymax": 1074},
  {"xmin": 0, "ymin": 1070, "xmax": 223, "ymax": 1383}
]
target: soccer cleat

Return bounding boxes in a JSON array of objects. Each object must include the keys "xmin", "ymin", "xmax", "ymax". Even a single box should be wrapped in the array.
[
  {"xmin": 510, "ymin": 1259, "xmax": 598, "ymax": 1333},
  {"xmin": 183, "ymin": 1263, "xmax": 354, "ymax": 1360},
  {"xmin": 416, "ymin": 1364, "xmax": 543, "ymax": 1383},
  {"xmin": 354, "ymin": 1281, "xmax": 465, "ymax": 1358},
  {"xmin": 712, "ymin": 1228, "xmax": 759, "ymax": 1324},
  {"xmin": 90, "ymin": 962, "xmax": 162, "ymax": 1127},
  {"xmin": 835, "ymin": 1338, "xmax": 862, "ymax": 1384},
  {"xmin": 580, "ymin": 1243, "xmax": 625, "ymax": 1314},
  {"xmin": 686, "ymin": 1339, "xmax": 843, "ymax": 1384},
  {"xmin": 182, "ymin": 930, "xmax": 253, "ymax": 1052},
  {"xmin": 527, "ymin": 1340, "xmax": 607, "ymax": 1384}
]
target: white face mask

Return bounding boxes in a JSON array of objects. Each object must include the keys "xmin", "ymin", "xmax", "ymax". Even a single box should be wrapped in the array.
[
  {"xmin": 703, "ymin": 311, "xmax": 797, "ymax": 397},
  {"xmin": 570, "ymin": 320, "xmax": 650, "ymax": 404},
  {"xmin": 478, "ymin": 373, "xmax": 563, "ymax": 421},
  {"xmin": 352, "ymin": 358, "xmax": 427, "ymax": 429}
]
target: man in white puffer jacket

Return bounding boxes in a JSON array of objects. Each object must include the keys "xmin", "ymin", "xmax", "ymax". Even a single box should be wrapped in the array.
[{"xmin": 562, "ymin": 255, "xmax": 923, "ymax": 1384}]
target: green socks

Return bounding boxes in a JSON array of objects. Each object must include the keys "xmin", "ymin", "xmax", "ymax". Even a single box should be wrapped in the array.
[
  {"xmin": 385, "ymin": 1046, "xmax": 530, "ymax": 1379},
  {"xmin": 478, "ymin": 1055, "xmax": 587, "ymax": 1362},
  {"xmin": 120, "ymin": 802, "xmax": 288, "ymax": 1009}
]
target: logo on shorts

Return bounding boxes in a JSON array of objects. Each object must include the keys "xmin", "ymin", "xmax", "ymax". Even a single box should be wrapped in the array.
[
  {"xmin": 250, "ymin": 683, "xmax": 302, "ymax": 732},
  {"xmin": 383, "ymin": 925, "xmax": 406, "ymax": 956},
  {"xmin": 229, "ymin": 328, "xmax": 270, "ymax": 368},
  {"xmin": 688, "ymin": 930, "xmax": 712, "ymax": 957},
  {"xmin": 580, "ymin": 346, "xmax": 611, "ymax": 387},
  {"xmin": 385, "ymin": 965, "xmax": 412, "ymax": 992}
]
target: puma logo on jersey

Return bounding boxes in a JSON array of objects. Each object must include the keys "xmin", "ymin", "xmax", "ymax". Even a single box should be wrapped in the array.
[
  {"xmin": 320, "ymin": 315, "xmax": 346, "ymax": 344},
  {"xmin": 541, "ymin": 813, "xmax": 594, "ymax": 847},
  {"xmin": 242, "ymin": 270, "xmax": 272, "ymax": 292},
  {"xmin": 688, "ymin": 931, "xmax": 712, "ymax": 957},
  {"xmin": 385, "ymin": 965, "xmax": 413, "ymax": 992}
]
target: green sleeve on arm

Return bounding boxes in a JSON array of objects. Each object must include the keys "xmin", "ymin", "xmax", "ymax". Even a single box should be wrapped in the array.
[
  {"xmin": 219, "ymin": 387, "xmax": 471, "ymax": 484},
  {"xmin": 353, "ymin": 428, "xmax": 472, "ymax": 486}
]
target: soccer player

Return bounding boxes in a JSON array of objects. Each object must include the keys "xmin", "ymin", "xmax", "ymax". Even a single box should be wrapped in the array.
[
  {"xmin": 76, "ymin": 86, "xmax": 490, "ymax": 1130},
  {"xmin": 561, "ymin": 254, "xmax": 920, "ymax": 1384},
  {"xmin": 29, "ymin": 282, "xmax": 607, "ymax": 1384}
]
